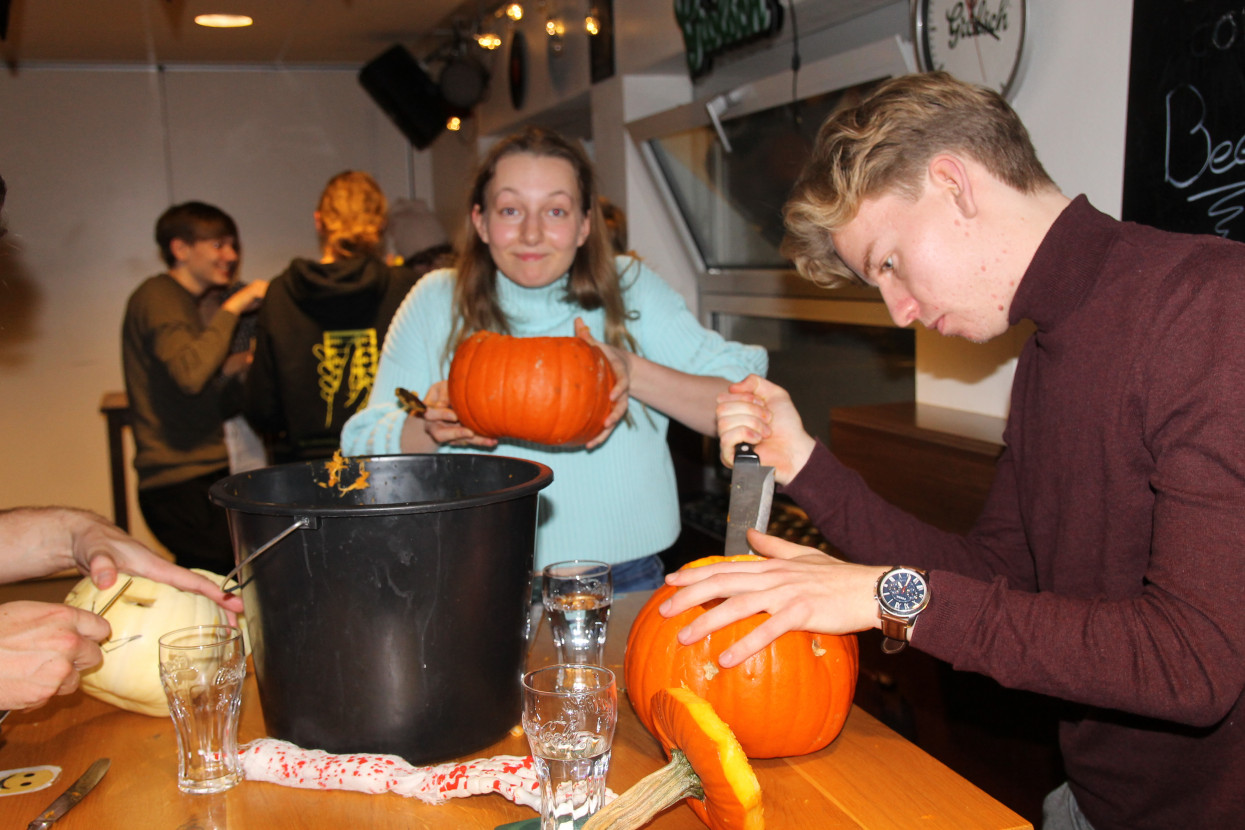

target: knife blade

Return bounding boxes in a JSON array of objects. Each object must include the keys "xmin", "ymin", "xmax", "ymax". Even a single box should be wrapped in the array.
[
  {"xmin": 723, "ymin": 442, "xmax": 775, "ymax": 556},
  {"xmin": 26, "ymin": 758, "xmax": 109, "ymax": 830},
  {"xmin": 95, "ymin": 577, "xmax": 132, "ymax": 619}
]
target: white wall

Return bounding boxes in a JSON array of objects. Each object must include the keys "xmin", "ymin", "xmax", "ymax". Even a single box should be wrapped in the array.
[
  {"xmin": 0, "ymin": 66, "xmax": 419, "ymax": 551},
  {"xmin": 917, "ymin": 1, "xmax": 1133, "ymax": 417}
]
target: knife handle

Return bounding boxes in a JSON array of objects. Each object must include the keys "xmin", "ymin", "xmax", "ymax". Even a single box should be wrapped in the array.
[{"xmin": 733, "ymin": 442, "xmax": 760, "ymax": 466}]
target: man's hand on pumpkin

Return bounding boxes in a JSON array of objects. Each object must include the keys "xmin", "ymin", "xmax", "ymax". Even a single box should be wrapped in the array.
[{"xmin": 660, "ymin": 530, "xmax": 886, "ymax": 667}]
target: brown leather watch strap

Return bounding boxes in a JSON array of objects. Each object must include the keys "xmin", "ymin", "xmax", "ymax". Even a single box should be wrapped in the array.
[{"xmin": 880, "ymin": 615, "xmax": 909, "ymax": 653}]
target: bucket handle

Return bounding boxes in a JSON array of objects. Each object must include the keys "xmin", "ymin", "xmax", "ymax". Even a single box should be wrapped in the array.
[{"xmin": 220, "ymin": 516, "xmax": 317, "ymax": 590}]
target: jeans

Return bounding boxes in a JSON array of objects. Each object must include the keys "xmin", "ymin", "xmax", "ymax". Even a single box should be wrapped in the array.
[
  {"xmin": 1042, "ymin": 782, "xmax": 1096, "ymax": 830},
  {"xmin": 609, "ymin": 554, "xmax": 666, "ymax": 594},
  {"xmin": 530, "ymin": 554, "xmax": 666, "ymax": 604},
  {"xmin": 138, "ymin": 468, "xmax": 234, "ymax": 574}
]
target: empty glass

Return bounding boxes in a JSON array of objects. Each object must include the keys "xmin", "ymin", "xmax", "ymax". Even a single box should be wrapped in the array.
[
  {"xmin": 522, "ymin": 664, "xmax": 617, "ymax": 830},
  {"xmin": 158, "ymin": 625, "xmax": 246, "ymax": 794}
]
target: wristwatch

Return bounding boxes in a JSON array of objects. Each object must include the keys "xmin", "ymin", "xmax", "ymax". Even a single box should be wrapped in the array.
[{"xmin": 875, "ymin": 566, "xmax": 930, "ymax": 654}]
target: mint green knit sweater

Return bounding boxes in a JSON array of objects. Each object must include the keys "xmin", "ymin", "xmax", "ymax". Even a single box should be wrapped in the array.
[{"xmin": 342, "ymin": 257, "xmax": 767, "ymax": 569}]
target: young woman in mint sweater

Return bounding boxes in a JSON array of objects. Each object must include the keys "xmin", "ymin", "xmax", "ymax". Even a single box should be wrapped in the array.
[{"xmin": 341, "ymin": 126, "xmax": 766, "ymax": 591}]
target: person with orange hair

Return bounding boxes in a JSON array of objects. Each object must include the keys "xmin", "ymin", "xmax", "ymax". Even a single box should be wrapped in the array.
[{"xmin": 244, "ymin": 171, "xmax": 422, "ymax": 462}]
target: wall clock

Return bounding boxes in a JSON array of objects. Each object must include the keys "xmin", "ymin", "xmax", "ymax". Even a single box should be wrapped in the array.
[{"xmin": 911, "ymin": 0, "xmax": 1027, "ymax": 98}]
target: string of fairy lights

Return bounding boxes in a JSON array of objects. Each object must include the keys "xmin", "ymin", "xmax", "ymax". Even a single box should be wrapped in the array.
[
  {"xmin": 470, "ymin": 2, "xmax": 606, "ymax": 52},
  {"xmin": 435, "ymin": 1, "xmax": 607, "ymax": 132}
]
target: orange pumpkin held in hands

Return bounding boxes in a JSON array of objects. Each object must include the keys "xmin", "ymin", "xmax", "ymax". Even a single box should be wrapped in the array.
[
  {"xmin": 447, "ymin": 330, "xmax": 616, "ymax": 446},
  {"xmin": 625, "ymin": 555, "xmax": 859, "ymax": 759}
]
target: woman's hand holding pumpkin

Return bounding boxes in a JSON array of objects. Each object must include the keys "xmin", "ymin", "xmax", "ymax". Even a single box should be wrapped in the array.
[
  {"xmin": 575, "ymin": 318, "xmax": 630, "ymax": 449},
  {"xmin": 660, "ymin": 529, "xmax": 887, "ymax": 668},
  {"xmin": 418, "ymin": 381, "xmax": 499, "ymax": 449},
  {"xmin": 716, "ymin": 374, "xmax": 817, "ymax": 486},
  {"xmin": 0, "ymin": 599, "xmax": 110, "ymax": 709}
]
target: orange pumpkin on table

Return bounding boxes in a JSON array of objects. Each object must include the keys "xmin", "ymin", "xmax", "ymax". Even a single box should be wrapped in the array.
[
  {"xmin": 625, "ymin": 555, "xmax": 859, "ymax": 759},
  {"xmin": 447, "ymin": 330, "xmax": 615, "ymax": 446}
]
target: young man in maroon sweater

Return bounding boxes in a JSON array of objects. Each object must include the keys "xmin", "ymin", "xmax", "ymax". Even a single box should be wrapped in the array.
[{"xmin": 662, "ymin": 72, "xmax": 1245, "ymax": 830}]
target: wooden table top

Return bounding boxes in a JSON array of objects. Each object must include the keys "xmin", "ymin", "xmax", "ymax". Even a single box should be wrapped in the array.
[{"xmin": 0, "ymin": 590, "xmax": 1031, "ymax": 829}]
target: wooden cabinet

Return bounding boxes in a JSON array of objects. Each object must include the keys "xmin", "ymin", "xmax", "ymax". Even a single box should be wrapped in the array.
[{"xmin": 829, "ymin": 401, "xmax": 1003, "ymax": 533}]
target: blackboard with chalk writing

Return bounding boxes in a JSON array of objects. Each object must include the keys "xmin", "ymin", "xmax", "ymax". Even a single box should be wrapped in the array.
[{"xmin": 1123, "ymin": 0, "xmax": 1245, "ymax": 240}]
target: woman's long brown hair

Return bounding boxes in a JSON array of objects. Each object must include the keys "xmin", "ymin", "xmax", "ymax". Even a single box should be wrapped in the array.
[{"xmin": 448, "ymin": 126, "xmax": 638, "ymax": 363}]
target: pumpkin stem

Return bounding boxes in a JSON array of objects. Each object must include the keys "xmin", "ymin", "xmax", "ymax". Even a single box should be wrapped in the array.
[{"xmin": 581, "ymin": 749, "xmax": 703, "ymax": 830}]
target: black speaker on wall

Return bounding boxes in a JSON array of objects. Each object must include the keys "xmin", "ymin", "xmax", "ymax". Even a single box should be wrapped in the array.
[{"xmin": 359, "ymin": 45, "xmax": 449, "ymax": 150}]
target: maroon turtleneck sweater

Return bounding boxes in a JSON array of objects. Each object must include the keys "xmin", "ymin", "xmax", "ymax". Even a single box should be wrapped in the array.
[{"xmin": 787, "ymin": 197, "xmax": 1245, "ymax": 830}]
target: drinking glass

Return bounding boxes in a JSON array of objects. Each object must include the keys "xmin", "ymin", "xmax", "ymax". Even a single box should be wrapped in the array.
[
  {"xmin": 522, "ymin": 665, "xmax": 618, "ymax": 830},
  {"xmin": 541, "ymin": 560, "xmax": 612, "ymax": 665},
  {"xmin": 158, "ymin": 625, "xmax": 246, "ymax": 794}
]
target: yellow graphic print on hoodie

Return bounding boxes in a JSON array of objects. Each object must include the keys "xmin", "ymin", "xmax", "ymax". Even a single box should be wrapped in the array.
[{"xmin": 313, "ymin": 329, "xmax": 379, "ymax": 428}]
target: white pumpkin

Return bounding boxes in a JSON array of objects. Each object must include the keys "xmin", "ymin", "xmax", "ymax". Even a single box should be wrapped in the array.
[{"xmin": 63, "ymin": 568, "xmax": 247, "ymax": 717}]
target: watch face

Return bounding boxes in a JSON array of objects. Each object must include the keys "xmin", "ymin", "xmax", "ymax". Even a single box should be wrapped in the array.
[
  {"xmin": 879, "ymin": 568, "xmax": 929, "ymax": 617},
  {"xmin": 913, "ymin": 0, "xmax": 1026, "ymax": 98}
]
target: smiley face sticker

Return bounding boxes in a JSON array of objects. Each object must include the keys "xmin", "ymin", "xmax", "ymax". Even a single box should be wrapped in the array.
[{"xmin": 0, "ymin": 765, "xmax": 61, "ymax": 796}]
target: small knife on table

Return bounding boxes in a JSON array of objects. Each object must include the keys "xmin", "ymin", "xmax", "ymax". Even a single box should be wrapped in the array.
[
  {"xmin": 723, "ymin": 443, "xmax": 775, "ymax": 556},
  {"xmin": 27, "ymin": 758, "xmax": 109, "ymax": 830}
]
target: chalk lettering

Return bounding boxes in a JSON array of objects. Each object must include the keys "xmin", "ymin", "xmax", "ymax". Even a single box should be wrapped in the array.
[
  {"xmin": 1164, "ymin": 83, "xmax": 1245, "ymax": 236},
  {"xmin": 1213, "ymin": 12, "xmax": 1239, "ymax": 51},
  {"xmin": 1190, "ymin": 9, "xmax": 1245, "ymax": 58},
  {"xmin": 1185, "ymin": 8, "xmax": 1245, "ymax": 57},
  {"xmin": 1186, "ymin": 180, "xmax": 1245, "ymax": 238},
  {"xmin": 1165, "ymin": 85, "xmax": 1212, "ymax": 189}
]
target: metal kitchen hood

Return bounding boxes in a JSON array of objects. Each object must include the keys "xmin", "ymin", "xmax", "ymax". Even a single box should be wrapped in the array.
[{"xmin": 627, "ymin": 36, "xmax": 914, "ymax": 322}]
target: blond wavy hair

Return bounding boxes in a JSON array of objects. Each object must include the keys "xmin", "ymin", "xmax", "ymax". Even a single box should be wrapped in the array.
[
  {"xmin": 317, "ymin": 170, "xmax": 388, "ymax": 262},
  {"xmin": 781, "ymin": 71, "xmax": 1055, "ymax": 287}
]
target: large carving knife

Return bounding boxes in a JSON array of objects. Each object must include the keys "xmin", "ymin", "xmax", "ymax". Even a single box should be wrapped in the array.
[{"xmin": 723, "ymin": 442, "xmax": 775, "ymax": 556}]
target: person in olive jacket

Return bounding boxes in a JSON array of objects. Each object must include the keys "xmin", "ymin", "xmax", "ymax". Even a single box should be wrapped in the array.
[
  {"xmin": 122, "ymin": 201, "xmax": 267, "ymax": 573},
  {"xmin": 244, "ymin": 171, "xmax": 422, "ymax": 462}
]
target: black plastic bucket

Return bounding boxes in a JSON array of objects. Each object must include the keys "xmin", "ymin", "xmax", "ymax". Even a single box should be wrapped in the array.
[{"xmin": 209, "ymin": 453, "xmax": 552, "ymax": 764}]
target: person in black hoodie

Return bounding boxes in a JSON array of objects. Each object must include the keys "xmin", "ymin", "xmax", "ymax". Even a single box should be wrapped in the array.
[{"xmin": 244, "ymin": 171, "xmax": 423, "ymax": 462}]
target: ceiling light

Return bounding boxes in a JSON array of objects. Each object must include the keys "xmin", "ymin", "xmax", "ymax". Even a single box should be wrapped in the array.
[
  {"xmin": 476, "ymin": 32, "xmax": 503, "ymax": 50},
  {"xmin": 585, "ymin": 14, "xmax": 601, "ymax": 36},
  {"xmin": 194, "ymin": 14, "xmax": 254, "ymax": 28},
  {"xmin": 447, "ymin": 116, "xmax": 463, "ymax": 132},
  {"xmin": 505, "ymin": 4, "xmax": 524, "ymax": 21}
]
